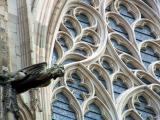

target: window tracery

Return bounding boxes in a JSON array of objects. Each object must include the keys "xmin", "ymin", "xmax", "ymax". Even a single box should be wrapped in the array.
[{"xmin": 50, "ymin": 0, "xmax": 160, "ymax": 120}]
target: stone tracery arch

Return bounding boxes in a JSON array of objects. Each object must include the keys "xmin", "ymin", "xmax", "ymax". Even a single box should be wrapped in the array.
[{"xmin": 37, "ymin": 0, "xmax": 160, "ymax": 119}]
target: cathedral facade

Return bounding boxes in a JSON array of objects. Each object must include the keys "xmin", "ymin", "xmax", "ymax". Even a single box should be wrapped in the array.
[{"xmin": 1, "ymin": 0, "xmax": 160, "ymax": 119}]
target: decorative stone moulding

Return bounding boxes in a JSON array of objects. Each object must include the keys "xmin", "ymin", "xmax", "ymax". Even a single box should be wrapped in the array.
[
  {"xmin": 53, "ymin": 3, "xmax": 108, "ymax": 66},
  {"xmin": 50, "ymin": 0, "xmax": 160, "ymax": 120}
]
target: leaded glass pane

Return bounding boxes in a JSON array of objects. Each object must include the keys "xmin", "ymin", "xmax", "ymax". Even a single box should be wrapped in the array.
[
  {"xmin": 119, "ymin": 5, "xmax": 135, "ymax": 24},
  {"xmin": 139, "ymin": 77, "xmax": 151, "ymax": 85},
  {"xmin": 81, "ymin": 0, "xmax": 92, "ymax": 5},
  {"xmin": 108, "ymin": 18, "xmax": 129, "ymax": 39},
  {"xmin": 135, "ymin": 25, "xmax": 156, "ymax": 42},
  {"xmin": 52, "ymin": 93, "xmax": 77, "ymax": 120},
  {"xmin": 102, "ymin": 60, "xmax": 113, "ymax": 74},
  {"xmin": 74, "ymin": 48, "xmax": 87, "ymax": 56},
  {"xmin": 111, "ymin": 39, "xmax": 131, "ymax": 54},
  {"xmin": 84, "ymin": 103, "xmax": 105, "ymax": 120},
  {"xmin": 64, "ymin": 20, "xmax": 77, "ymax": 37},
  {"xmin": 57, "ymin": 37, "xmax": 68, "ymax": 52},
  {"xmin": 141, "ymin": 46, "xmax": 159, "ymax": 68},
  {"xmin": 82, "ymin": 35, "xmax": 95, "ymax": 45},
  {"xmin": 76, "ymin": 13, "xmax": 90, "ymax": 28},
  {"xmin": 52, "ymin": 48, "xmax": 58, "ymax": 64},
  {"xmin": 125, "ymin": 62, "xmax": 137, "ymax": 70},
  {"xmin": 113, "ymin": 78, "xmax": 128, "ymax": 98}
]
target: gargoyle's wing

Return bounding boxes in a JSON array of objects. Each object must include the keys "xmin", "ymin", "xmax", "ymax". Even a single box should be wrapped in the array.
[
  {"xmin": 17, "ymin": 62, "xmax": 47, "ymax": 75},
  {"xmin": 11, "ymin": 62, "xmax": 48, "ymax": 93}
]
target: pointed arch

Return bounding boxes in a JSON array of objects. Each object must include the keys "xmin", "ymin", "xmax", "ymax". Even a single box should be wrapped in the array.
[
  {"xmin": 83, "ymin": 97, "xmax": 117, "ymax": 120},
  {"xmin": 116, "ymin": 85, "xmax": 160, "ymax": 120},
  {"xmin": 52, "ymin": 87, "xmax": 82, "ymax": 120},
  {"xmin": 65, "ymin": 63, "xmax": 119, "ymax": 119}
]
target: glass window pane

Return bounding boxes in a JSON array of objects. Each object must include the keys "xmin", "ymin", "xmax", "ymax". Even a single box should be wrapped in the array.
[
  {"xmin": 84, "ymin": 103, "xmax": 105, "ymax": 120},
  {"xmin": 76, "ymin": 13, "xmax": 90, "ymax": 28},
  {"xmin": 52, "ymin": 93, "xmax": 77, "ymax": 120},
  {"xmin": 113, "ymin": 78, "xmax": 128, "ymax": 98}
]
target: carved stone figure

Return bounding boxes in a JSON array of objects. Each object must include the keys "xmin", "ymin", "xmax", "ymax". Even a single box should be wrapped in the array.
[
  {"xmin": 0, "ymin": 62, "xmax": 64, "ymax": 120},
  {"xmin": 11, "ymin": 62, "xmax": 64, "ymax": 93}
]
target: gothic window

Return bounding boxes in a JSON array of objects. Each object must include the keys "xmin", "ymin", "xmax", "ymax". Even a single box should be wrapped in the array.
[
  {"xmin": 140, "ymin": 46, "xmax": 159, "ymax": 68},
  {"xmin": 108, "ymin": 18, "xmax": 129, "ymax": 39},
  {"xmin": 113, "ymin": 78, "xmax": 128, "ymax": 98},
  {"xmin": 84, "ymin": 103, "xmax": 105, "ymax": 120},
  {"xmin": 134, "ymin": 95, "xmax": 156, "ymax": 119},
  {"xmin": 118, "ymin": 4, "xmax": 135, "ymax": 24},
  {"xmin": 135, "ymin": 25, "xmax": 156, "ymax": 43},
  {"xmin": 50, "ymin": 0, "xmax": 160, "ymax": 120},
  {"xmin": 52, "ymin": 93, "xmax": 77, "ymax": 120}
]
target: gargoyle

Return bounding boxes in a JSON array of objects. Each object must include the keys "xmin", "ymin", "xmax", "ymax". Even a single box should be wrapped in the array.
[{"xmin": 10, "ymin": 62, "xmax": 64, "ymax": 94}]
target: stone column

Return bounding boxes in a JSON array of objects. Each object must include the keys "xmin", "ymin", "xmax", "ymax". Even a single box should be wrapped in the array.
[
  {"xmin": 0, "ymin": 1, "xmax": 13, "ymax": 120},
  {"xmin": 0, "ymin": 0, "xmax": 9, "ymax": 69}
]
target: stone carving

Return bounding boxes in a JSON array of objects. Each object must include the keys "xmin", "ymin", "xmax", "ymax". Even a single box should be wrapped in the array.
[{"xmin": 0, "ymin": 62, "xmax": 64, "ymax": 120}]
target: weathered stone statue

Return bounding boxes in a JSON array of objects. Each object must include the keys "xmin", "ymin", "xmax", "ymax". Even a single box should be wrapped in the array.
[{"xmin": 0, "ymin": 62, "xmax": 64, "ymax": 120}]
